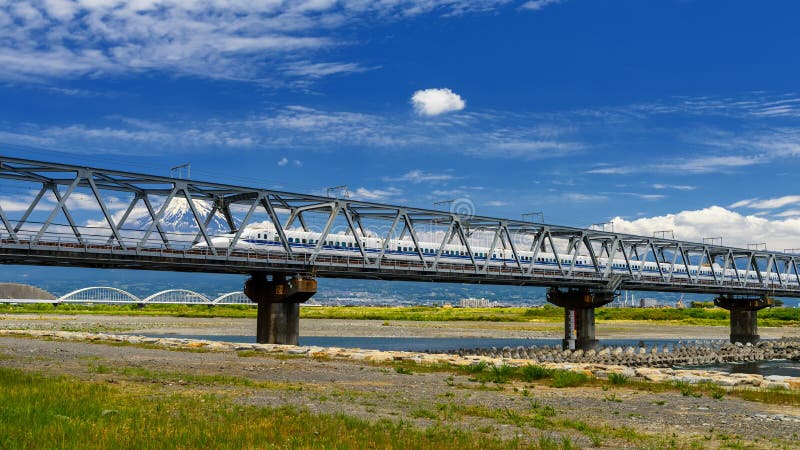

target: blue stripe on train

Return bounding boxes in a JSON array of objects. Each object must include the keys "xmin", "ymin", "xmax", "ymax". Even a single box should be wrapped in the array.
[{"xmin": 242, "ymin": 239, "xmax": 762, "ymax": 279}]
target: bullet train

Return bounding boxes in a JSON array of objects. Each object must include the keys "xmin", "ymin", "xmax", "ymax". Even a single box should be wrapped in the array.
[{"xmin": 195, "ymin": 227, "xmax": 797, "ymax": 285}]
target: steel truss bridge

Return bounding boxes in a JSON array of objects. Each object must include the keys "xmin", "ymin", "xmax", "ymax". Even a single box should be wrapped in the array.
[
  {"xmin": 1, "ymin": 156, "xmax": 800, "ymax": 298},
  {"xmin": 0, "ymin": 287, "xmax": 253, "ymax": 305}
]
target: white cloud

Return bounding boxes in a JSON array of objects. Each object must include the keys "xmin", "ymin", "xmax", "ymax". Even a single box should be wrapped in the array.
[
  {"xmin": 0, "ymin": 198, "xmax": 34, "ymax": 213},
  {"xmin": 485, "ymin": 200, "xmax": 508, "ymax": 207},
  {"xmin": 775, "ymin": 209, "xmax": 800, "ymax": 218},
  {"xmin": 353, "ymin": 187, "xmax": 402, "ymax": 201},
  {"xmin": 384, "ymin": 170, "xmax": 455, "ymax": 183},
  {"xmin": 480, "ymin": 140, "xmax": 583, "ymax": 159},
  {"xmin": 0, "ymin": 1, "xmax": 517, "ymax": 83},
  {"xmin": 728, "ymin": 195, "xmax": 800, "ymax": 210},
  {"xmin": 611, "ymin": 206, "xmax": 800, "ymax": 251},
  {"xmin": 277, "ymin": 157, "xmax": 289, "ymax": 167},
  {"xmin": 652, "ymin": 184, "xmax": 696, "ymax": 191},
  {"xmin": 521, "ymin": 0, "xmax": 564, "ymax": 11},
  {"xmin": 411, "ymin": 88, "xmax": 466, "ymax": 116},
  {"xmin": 564, "ymin": 193, "xmax": 607, "ymax": 202},
  {"xmin": 281, "ymin": 61, "xmax": 375, "ymax": 79},
  {"xmin": 588, "ymin": 155, "xmax": 765, "ymax": 175}
]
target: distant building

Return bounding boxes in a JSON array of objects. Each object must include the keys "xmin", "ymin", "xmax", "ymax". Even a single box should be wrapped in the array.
[
  {"xmin": 460, "ymin": 297, "xmax": 490, "ymax": 308},
  {"xmin": 639, "ymin": 298, "xmax": 659, "ymax": 308}
]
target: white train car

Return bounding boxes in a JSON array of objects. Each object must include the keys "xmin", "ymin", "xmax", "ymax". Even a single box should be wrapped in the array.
[{"xmin": 195, "ymin": 227, "xmax": 797, "ymax": 286}]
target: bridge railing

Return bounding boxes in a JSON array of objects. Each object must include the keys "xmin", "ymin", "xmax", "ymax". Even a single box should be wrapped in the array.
[
  {"xmin": 3, "ymin": 233, "xmax": 798, "ymax": 294},
  {"xmin": 2, "ymin": 156, "xmax": 800, "ymax": 296}
]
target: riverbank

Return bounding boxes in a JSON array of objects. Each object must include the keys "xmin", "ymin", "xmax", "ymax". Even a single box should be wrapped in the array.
[
  {"xmin": 3, "ymin": 314, "xmax": 800, "ymax": 448},
  {"xmin": 2, "ymin": 304, "xmax": 800, "ymax": 327},
  {"xmin": 1, "ymin": 328, "xmax": 799, "ymax": 449},
  {"xmin": 2, "ymin": 313, "xmax": 799, "ymax": 340}
]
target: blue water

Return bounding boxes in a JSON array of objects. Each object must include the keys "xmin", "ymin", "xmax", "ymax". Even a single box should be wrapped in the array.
[
  {"xmin": 7, "ymin": 264, "xmax": 800, "ymax": 307},
  {"xmin": 142, "ymin": 334, "xmax": 799, "ymax": 376}
]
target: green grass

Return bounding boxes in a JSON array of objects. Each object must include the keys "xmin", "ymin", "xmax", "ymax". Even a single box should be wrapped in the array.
[
  {"xmin": 391, "ymin": 359, "xmax": 800, "ymax": 406},
  {"xmin": 0, "ymin": 367, "xmax": 536, "ymax": 450},
  {"xmin": 3, "ymin": 303, "xmax": 800, "ymax": 326},
  {"xmin": 551, "ymin": 370, "xmax": 589, "ymax": 388},
  {"xmin": 87, "ymin": 363, "xmax": 303, "ymax": 390},
  {"xmin": 520, "ymin": 364, "xmax": 555, "ymax": 381},
  {"xmin": 608, "ymin": 373, "xmax": 629, "ymax": 386}
]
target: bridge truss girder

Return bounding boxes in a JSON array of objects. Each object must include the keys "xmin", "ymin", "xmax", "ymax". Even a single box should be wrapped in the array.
[{"xmin": 1, "ymin": 156, "xmax": 800, "ymax": 297}]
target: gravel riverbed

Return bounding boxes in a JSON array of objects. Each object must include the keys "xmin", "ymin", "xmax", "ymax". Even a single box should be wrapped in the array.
[{"xmin": 2, "ymin": 314, "xmax": 799, "ymax": 448}]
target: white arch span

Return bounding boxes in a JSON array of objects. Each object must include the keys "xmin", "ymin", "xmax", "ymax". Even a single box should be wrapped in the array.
[
  {"xmin": 213, "ymin": 292, "xmax": 254, "ymax": 305},
  {"xmin": 142, "ymin": 289, "xmax": 212, "ymax": 304},
  {"xmin": 58, "ymin": 287, "xmax": 142, "ymax": 303}
]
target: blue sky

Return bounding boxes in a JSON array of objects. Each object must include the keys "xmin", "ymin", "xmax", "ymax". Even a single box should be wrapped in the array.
[{"xmin": 2, "ymin": 0, "xmax": 800, "ymax": 250}]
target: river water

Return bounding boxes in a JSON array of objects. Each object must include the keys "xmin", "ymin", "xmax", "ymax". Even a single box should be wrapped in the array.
[{"xmin": 142, "ymin": 334, "xmax": 800, "ymax": 377}]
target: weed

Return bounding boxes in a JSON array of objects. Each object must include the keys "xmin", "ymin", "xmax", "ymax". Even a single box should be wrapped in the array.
[
  {"xmin": 488, "ymin": 364, "xmax": 517, "ymax": 384},
  {"xmin": 0, "ymin": 367, "xmax": 517, "ymax": 449},
  {"xmin": 461, "ymin": 361, "xmax": 488, "ymax": 374},
  {"xmin": 551, "ymin": 370, "xmax": 589, "ymax": 388},
  {"xmin": 395, "ymin": 366, "xmax": 413, "ymax": 375},
  {"xmin": 410, "ymin": 408, "xmax": 438, "ymax": 419},
  {"xmin": 520, "ymin": 364, "xmax": 555, "ymax": 381},
  {"xmin": 608, "ymin": 372, "xmax": 629, "ymax": 385},
  {"xmin": 710, "ymin": 386, "xmax": 726, "ymax": 400},
  {"xmin": 675, "ymin": 381, "xmax": 702, "ymax": 398}
]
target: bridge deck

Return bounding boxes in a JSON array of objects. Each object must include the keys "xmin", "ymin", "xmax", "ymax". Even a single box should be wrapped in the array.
[
  {"xmin": 2, "ymin": 238, "xmax": 798, "ymax": 297},
  {"xmin": 2, "ymin": 156, "xmax": 800, "ymax": 299}
]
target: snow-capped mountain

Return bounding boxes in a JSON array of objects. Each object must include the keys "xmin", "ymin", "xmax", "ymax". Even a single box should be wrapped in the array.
[{"xmin": 131, "ymin": 198, "xmax": 237, "ymax": 236}]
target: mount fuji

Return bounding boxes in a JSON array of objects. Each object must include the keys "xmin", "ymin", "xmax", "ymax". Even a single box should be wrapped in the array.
[{"xmin": 130, "ymin": 198, "xmax": 237, "ymax": 236}]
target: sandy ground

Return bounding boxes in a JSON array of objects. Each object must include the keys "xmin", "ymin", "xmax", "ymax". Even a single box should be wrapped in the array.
[{"xmin": 2, "ymin": 314, "xmax": 800, "ymax": 448}]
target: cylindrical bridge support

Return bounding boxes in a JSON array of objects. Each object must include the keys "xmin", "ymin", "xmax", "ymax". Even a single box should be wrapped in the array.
[
  {"xmin": 714, "ymin": 295, "xmax": 773, "ymax": 345},
  {"xmin": 245, "ymin": 273, "xmax": 317, "ymax": 345},
  {"xmin": 547, "ymin": 288, "xmax": 615, "ymax": 351}
]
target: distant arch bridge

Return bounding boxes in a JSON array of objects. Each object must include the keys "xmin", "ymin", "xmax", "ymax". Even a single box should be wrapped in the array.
[{"xmin": 0, "ymin": 287, "xmax": 254, "ymax": 306}]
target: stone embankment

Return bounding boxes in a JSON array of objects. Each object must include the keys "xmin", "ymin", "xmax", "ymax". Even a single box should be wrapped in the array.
[
  {"xmin": 2, "ymin": 329, "xmax": 799, "ymax": 390},
  {"xmin": 454, "ymin": 338, "xmax": 800, "ymax": 368}
]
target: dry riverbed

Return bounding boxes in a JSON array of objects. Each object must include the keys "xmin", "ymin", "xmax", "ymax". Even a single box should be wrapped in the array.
[
  {"xmin": 1, "ymin": 314, "xmax": 799, "ymax": 449},
  {"xmin": 2, "ymin": 313, "xmax": 799, "ymax": 340}
]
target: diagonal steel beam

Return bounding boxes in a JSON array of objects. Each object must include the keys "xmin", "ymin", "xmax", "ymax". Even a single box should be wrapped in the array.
[
  {"xmin": 377, "ymin": 210, "xmax": 402, "ymax": 266},
  {"xmin": 140, "ymin": 186, "xmax": 178, "ymax": 247},
  {"xmin": 13, "ymin": 184, "xmax": 48, "ymax": 234},
  {"xmin": 402, "ymin": 213, "xmax": 429, "ymax": 269},
  {"xmin": 0, "ymin": 201, "xmax": 18, "ymax": 242},
  {"xmin": 87, "ymin": 173, "xmax": 125, "ymax": 249},
  {"xmin": 181, "ymin": 189, "xmax": 216, "ymax": 255},
  {"xmin": 33, "ymin": 177, "xmax": 81, "ymax": 245},
  {"xmin": 262, "ymin": 195, "xmax": 293, "ymax": 256}
]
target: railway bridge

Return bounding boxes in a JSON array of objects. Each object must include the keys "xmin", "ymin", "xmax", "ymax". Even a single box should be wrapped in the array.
[{"xmin": 1, "ymin": 157, "xmax": 798, "ymax": 349}]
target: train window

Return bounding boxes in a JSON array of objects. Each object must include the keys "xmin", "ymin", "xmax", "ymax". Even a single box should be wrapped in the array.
[{"xmin": 302, "ymin": 239, "xmax": 307, "ymax": 244}]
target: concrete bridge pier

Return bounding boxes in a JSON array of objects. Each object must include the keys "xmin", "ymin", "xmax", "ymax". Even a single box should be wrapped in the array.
[
  {"xmin": 547, "ymin": 288, "xmax": 615, "ymax": 351},
  {"xmin": 244, "ymin": 273, "xmax": 317, "ymax": 345},
  {"xmin": 714, "ymin": 295, "xmax": 773, "ymax": 345}
]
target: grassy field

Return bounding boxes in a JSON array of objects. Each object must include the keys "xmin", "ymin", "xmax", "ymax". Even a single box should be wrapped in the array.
[
  {"xmin": 0, "ymin": 367, "xmax": 534, "ymax": 450},
  {"xmin": 2, "ymin": 303, "xmax": 799, "ymax": 326}
]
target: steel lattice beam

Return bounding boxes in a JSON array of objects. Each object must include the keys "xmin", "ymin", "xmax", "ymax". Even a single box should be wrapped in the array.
[{"xmin": 1, "ymin": 156, "xmax": 800, "ymax": 297}]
